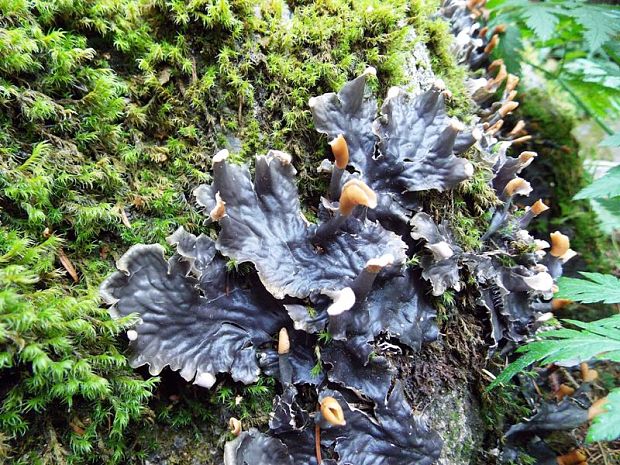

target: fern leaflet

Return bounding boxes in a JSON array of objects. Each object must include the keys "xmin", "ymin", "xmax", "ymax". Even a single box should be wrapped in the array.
[
  {"xmin": 574, "ymin": 166, "xmax": 620, "ymax": 200},
  {"xmin": 588, "ymin": 387, "xmax": 620, "ymax": 442},
  {"xmin": 556, "ymin": 273, "xmax": 620, "ymax": 304},
  {"xmin": 488, "ymin": 314, "xmax": 620, "ymax": 389}
]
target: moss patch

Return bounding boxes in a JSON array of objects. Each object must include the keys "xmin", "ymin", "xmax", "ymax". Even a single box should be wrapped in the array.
[{"xmin": 0, "ymin": 229, "xmax": 157, "ymax": 464}]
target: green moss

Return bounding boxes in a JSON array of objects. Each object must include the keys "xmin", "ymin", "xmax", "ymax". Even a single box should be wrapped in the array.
[
  {"xmin": 410, "ymin": 0, "xmax": 472, "ymax": 120},
  {"xmin": 480, "ymin": 381, "xmax": 531, "ymax": 437},
  {"xmin": 212, "ymin": 377, "xmax": 275, "ymax": 426},
  {"xmin": 129, "ymin": 376, "xmax": 274, "ymax": 464},
  {"xmin": 0, "ymin": 0, "xmax": 471, "ymax": 247},
  {"xmin": 421, "ymin": 148, "xmax": 500, "ymax": 252},
  {"xmin": 0, "ymin": 229, "xmax": 157, "ymax": 464},
  {"xmin": 509, "ymin": 453, "xmax": 536, "ymax": 465}
]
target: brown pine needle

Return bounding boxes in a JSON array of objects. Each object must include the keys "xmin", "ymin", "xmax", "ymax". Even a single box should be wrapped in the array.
[{"xmin": 58, "ymin": 248, "xmax": 79, "ymax": 283}]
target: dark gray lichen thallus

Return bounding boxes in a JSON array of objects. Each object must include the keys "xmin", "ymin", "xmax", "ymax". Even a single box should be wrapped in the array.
[
  {"xmin": 309, "ymin": 68, "xmax": 473, "ymax": 231},
  {"xmin": 193, "ymin": 148, "xmax": 408, "ymax": 302},
  {"xmin": 505, "ymin": 387, "xmax": 595, "ymax": 440},
  {"xmin": 318, "ymin": 384, "xmax": 442, "ymax": 465},
  {"xmin": 99, "ymin": 227, "xmax": 290, "ymax": 388},
  {"xmin": 282, "ymin": 259, "xmax": 439, "ymax": 348},
  {"xmin": 99, "ymin": 69, "xmax": 486, "ymax": 465},
  {"xmin": 225, "ymin": 383, "xmax": 442, "ymax": 465},
  {"xmin": 410, "ymin": 210, "xmax": 560, "ymax": 347},
  {"xmin": 441, "ymin": 0, "xmax": 501, "ymax": 69},
  {"xmin": 410, "ymin": 212, "xmax": 463, "ymax": 297},
  {"xmin": 190, "ymin": 146, "xmax": 441, "ymax": 347}
]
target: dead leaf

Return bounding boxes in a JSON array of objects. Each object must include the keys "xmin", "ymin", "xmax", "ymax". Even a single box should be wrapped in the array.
[
  {"xmin": 191, "ymin": 57, "xmax": 197, "ymax": 83},
  {"xmin": 69, "ymin": 418, "xmax": 85, "ymax": 436},
  {"xmin": 58, "ymin": 248, "xmax": 79, "ymax": 283},
  {"xmin": 100, "ymin": 245, "xmax": 110, "ymax": 259},
  {"xmin": 158, "ymin": 67, "xmax": 171, "ymax": 85},
  {"xmin": 132, "ymin": 195, "xmax": 145, "ymax": 208},
  {"xmin": 120, "ymin": 207, "xmax": 132, "ymax": 228}
]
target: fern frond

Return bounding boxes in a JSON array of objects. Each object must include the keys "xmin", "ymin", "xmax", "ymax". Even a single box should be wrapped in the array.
[
  {"xmin": 588, "ymin": 387, "xmax": 620, "ymax": 442},
  {"xmin": 574, "ymin": 166, "xmax": 620, "ymax": 199},
  {"xmin": 590, "ymin": 198, "xmax": 620, "ymax": 234},
  {"xmin": 556, "ymin": 272, "xmax": 620, "ymax": 304},
  {"xmin": 488, "ymin": 314, "xmax": 620, "ymax": 389}
]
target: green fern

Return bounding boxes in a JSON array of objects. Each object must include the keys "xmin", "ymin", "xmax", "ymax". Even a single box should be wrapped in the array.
[
  {"xmin": 571, "ymin": 126, "xmax": 620, "ymax": 235},
  {"xmin": 556, "ymin": 273, "xmax": 620, "ymax": 304},
  {"xmin": 588, "ymin": 387, "xmax": 620, "ymax": 442},
  {"xmin": 574, "ymin": 166, "xmax": 620, "ymax": 200},
  {"xmin": 487, "ymin": 0, "xmax": 620, "ymax": 132},
  {"xmin": 488, "ymin": 0, "xmax": 620, "ymax": 57},
  {"xmin": 489, "ymin": 312, "xmax": 620, "ymax": 442},
  {"xmin": 488, "ymin": 314, "xmax": 620, "ymax": 390},
  {"xmin": 590, "ymin": 198, "xmax": 620, "ymax": 235}
]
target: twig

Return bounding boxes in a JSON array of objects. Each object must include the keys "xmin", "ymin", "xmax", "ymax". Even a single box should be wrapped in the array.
[
  {"xmin": 238, "ymin": 95, "xmax": 243, "ymax": 125},
  {"xmin": 58, "ymin": 247, "xmax": 79, "ymax": 283},
  {"xmin": 559, "ymin": 367, "xmax": 580, "ymax": 389},
  {"xmin": 191, "ymin": 57, "xmax": 198, "ymax": 84},
  {"xmin": 599, "ymin": 443, "xmax": 610, "ymax": 465},
  {"xmin": 532, "ymin": 380, "xmax": 544, "ymax": 398}
]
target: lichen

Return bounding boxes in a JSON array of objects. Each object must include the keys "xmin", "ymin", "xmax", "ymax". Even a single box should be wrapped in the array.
[
  {"xmin": 100, "ymin": 40, "xmax": 576, "ymax": 459},
  {"xmin": 516, "ymin": 87, "xmax": 611, "ymax": 273}
]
